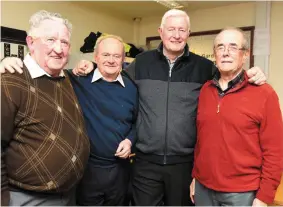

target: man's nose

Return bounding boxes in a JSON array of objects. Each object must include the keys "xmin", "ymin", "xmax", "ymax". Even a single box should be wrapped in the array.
[
  {"xmin": 108, "ymin": 55, "xmax": 115, "ymax": 63},
  {"xmin": 223, "ymin": 47, "xmax": 229, "ymax": 56},
  {"xmin": 53, "ymin": 41, "xmax": 63, "ymax": 54},
  {"xmin": 173, "ymin": 30, "xmax": 180, "ymax": 39}
]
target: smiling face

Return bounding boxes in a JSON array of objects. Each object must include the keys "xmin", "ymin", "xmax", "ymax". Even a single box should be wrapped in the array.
[
  {"xmin": 26, "ymin": 19, "xmax": 70, "ymax": 76},
  {"xmin": 214, "ymin": 29, "xmax": 249, "ymax": 75},
  {"xmin": 158, "ymin": 15, "xmax": 190, "ymax": 56},
  {"xmin": 94, "ymin": 37, "xmax": 124, "ymax": 80}
]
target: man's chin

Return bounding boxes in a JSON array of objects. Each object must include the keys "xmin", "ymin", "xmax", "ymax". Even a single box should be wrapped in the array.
[
  {"xmin": 169, "ymin": 46, "xmax": 185, "ymax": 53},
  {"xmin": 48, "ymin": 63, "xmax": 66, "ymax": 71}
]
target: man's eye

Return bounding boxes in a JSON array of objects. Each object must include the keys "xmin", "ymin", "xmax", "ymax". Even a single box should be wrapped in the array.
[
  {"xmin": 102, "ymin": 54, "xmax": 110, "ymax": 57},
  {"xmin": 114, "ymin": 55, "xmax": 121, "ymax": 59},
  {"xmin": 61, "ymin": 41, "xmax": 69, "ymax": 46},
  {"xmin": 217, "ymin": 46, "xmax": 224, "ymax": 50},
  {"xmin": 47, "ymin": 38, "xmax": 55, "ymax": 43},
  {"xmin": 230, "ymin": 46, "xmax": 238, "ymax": 50}
]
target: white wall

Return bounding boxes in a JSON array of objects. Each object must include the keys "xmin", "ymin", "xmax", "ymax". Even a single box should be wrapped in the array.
[
  {"xmin": 1, "ymin": 1, "xmax": 134, "ymax": 54},
  {"xmin": 269, "ymin": 2, "xmax": 283, "ymax": 111}
]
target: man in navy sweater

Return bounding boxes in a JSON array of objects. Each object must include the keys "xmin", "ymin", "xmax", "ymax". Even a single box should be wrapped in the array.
[
  {"xmin": 70, "ymin": 35, "xmax": 138, "ymax": 205},
  {"xmin": 0, "ymin": 35, "xmax": 138, "ymax": 206}
]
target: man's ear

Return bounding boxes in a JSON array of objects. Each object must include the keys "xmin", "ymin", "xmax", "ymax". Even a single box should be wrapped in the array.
[
  {"xmin": 158, "ymin": 27, "xmax": 163, "ymax": 38},
  {"xmin": 243, "ymin": 50, "xmax": 250, "ymax": 63},
  {"xmin": 26, "ymin": 36, "xmax": 35, "ymax": 53}
]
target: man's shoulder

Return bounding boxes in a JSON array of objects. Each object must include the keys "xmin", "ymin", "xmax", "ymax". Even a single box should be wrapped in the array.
[
  {"xmin": 135, "ymin": 49, "xmax": 158, "ymax": 60},
  {"xmin": 1, "ymin": 64, "xmax": 30, "ymax": 83},
  {"xmin": 121, "ymin": 71, "xmax": 138, "ymax": 91},
  {"xmin": 249, "ymin": 83, "xmax": 277, "ymax": 98}
]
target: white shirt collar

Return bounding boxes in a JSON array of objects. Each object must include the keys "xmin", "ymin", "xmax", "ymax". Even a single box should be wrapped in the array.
[
  {"xmin": 23, "ymin": 54, "xmax": 65, "ymax": 79},
  {"xmin": 91, "ymin": 68, "xmax": 125, "ymax": 87}
]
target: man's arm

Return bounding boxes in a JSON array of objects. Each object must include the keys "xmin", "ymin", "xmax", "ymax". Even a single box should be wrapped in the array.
[
  {"xmin": 246, "ymin": 66, "xmax": 267, "ymax": 85},
  {"xmin": 1, "ymin": 76, "xmax": 19, "ymax": 205},
  {"xmin": 256, "ymin": 89, "xmax": 283, "ymax": 204},
  {"xmin": 0, "ymin": 57, "xmax": 24, "ymax": 74}
]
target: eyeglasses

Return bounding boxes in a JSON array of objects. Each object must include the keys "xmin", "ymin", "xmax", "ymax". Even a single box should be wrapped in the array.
[
  {"xmin": 215, "ymin": 45, "xmax": 246, "ymax": 55},
  {"xmin": 33, "ymin": 36, "xmax": 70, "ymax": 48}
]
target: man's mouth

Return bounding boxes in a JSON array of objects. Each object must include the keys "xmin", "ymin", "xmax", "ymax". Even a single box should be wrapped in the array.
[
  {"xmin": 51, "ymin": 56, "xmax": 62, "ymax": 59},
  {"xmin": 171, "ymin": 41, "xmax": 182, "ymax": 44}
]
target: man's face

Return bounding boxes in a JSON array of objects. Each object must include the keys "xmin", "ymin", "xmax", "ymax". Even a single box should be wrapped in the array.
[
  {"xmin": 158, "ymin": 16, "xmax": 189, "ymax": 54},
  {"xmin": 27, "ymin": 19, "xmax": 70, "ymax": 75},
  {"xmin": 94, "ymin": 38, "xmax": 124, "ymax": 78},
  {"xmin": 214, "ymin": 30, "xmax": 249, "ymax": 74}
]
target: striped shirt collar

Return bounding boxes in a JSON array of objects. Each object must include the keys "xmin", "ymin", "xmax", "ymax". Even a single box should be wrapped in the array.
[
  {"xmin": 91, "ymin": 68, "xmax": 125, "ymax": 87},
  {"xmin": 23, "ymin": 54, "xmax": 65, "ymax": 79}
]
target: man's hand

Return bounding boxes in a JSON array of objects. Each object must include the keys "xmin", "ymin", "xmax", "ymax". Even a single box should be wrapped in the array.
[
  {"xmin": 72, "ymin": 60, "xmax": 94, "ymax": 76},
  {"xmin": 0, "ymin": 57, "xmax": 23, "ymax": 74},
  {"xmin": 190, "ymin": 178, "xmax": 195, "ymax": 204},
  {"xmin": 115, "ymin": 138, "xmax": 132, "ymax": 159},
  {"xmin": 246, "ymin": 66, "xmax": 266, "ymax": 85},
  {"xmin": 252, "ymin": 198, "xmax": 267, "ymax": 207}
]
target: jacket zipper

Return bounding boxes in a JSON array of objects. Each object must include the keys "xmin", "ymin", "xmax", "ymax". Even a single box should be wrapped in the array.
[
  {"xmin": 217, "ymin": 92, "xmax": 224, "ymax": 113},
  {"xmin": 164, "ymin": 67, "xmax": 172, "ymax": 165}
]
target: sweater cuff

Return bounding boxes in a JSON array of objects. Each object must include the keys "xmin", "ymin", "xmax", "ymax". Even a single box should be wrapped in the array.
[
  {"xmin": 256, "ymin": 188, "xmax": 276, "ymax": 204},
  {"xmin": 126, "ymin": 132, "xmax": 134, "ymax": 144}
]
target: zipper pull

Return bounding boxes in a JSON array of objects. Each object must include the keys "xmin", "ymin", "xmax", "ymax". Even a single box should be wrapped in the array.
[{"xmin": 217, "ymin": 104, "xmax": 220, "ymax": 113}]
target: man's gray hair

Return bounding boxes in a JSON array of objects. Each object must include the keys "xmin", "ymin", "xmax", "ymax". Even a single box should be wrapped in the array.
[
  {"xmin": 94, "ymin": 35, "xmax": 125, "ymax": 57},
  {"xmin": 27, "ymin": 10, "xmax": 72, "ymax": 37},
  {"xmin": 214, "ymin": 27, "xmax": 249, "ymax": 50},
  {"xmin": 160, "ymin": 9, "xmax": 190, "ymax": 31}
]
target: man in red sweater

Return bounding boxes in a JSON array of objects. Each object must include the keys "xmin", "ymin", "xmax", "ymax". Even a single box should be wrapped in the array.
[{"xmin": 190, "ymin": 27, "xmax": 283, "ymax": 206}]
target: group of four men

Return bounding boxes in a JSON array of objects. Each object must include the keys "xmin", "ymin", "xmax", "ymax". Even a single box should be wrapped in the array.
[{"xmin": 1, "ymin": 8, "xmax": 283, "ymax": 206}]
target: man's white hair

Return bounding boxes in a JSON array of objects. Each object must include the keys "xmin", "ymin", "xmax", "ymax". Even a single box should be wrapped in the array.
[
  {"xmin": 160, "ymin": 9, "xmax": 190, "ymax": 31},
  {"xmin": 27, "ymin": 10, "xmax": 72, "ymax": 37}
]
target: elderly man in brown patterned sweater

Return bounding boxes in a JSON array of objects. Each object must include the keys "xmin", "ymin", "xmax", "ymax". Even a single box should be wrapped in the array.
[{"xmin": 1, "ymin": 10, "xmax": 90, "ymax": 206}]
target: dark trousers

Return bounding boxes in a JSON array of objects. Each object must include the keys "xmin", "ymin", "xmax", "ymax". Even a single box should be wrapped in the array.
[
  {"xmin": 195, "ymin": 180, "xmax": 256, "ymax": 206},
  {"xmin": 132, "ymin": 158, "xmax": 194, "ymax": 206},
  {"xmin": 76, "ymin": 161, "xmax": 130, "ymax": 206}
]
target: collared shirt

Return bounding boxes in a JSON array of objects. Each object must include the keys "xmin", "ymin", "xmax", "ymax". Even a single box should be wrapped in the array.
[
  {"xmin": 23, "ymin": 54, "xmax": 65, "ymax": 79},
  {"xmin": 212, "ymin": 70, "xmax": 245, "ymax": 96},
  {"xmin": 165, "ymin": 51, "xmax": 184, "ymax": 70},
  {"xmin": 156, "ymin": 42, "xmax": 190, "ymax": 77},
  {"xmin": 91, "ymin": 68, "xmax": 125, "ymax": 87}
]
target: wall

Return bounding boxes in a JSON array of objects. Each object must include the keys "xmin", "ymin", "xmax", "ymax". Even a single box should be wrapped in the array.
[
  {"xmin": 269, "ymin": 2, "xmax": 283, "ymax": 111},
  {"xmin": 1, "ymin": 1, "xmax": 134, "ymax": 54},
  {"xmin": 138, "ymin": 2, "xmax": 256, "ymax": 46}
]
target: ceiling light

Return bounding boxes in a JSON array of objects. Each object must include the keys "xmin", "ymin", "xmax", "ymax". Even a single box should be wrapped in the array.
[{"xmin": 155, "ymin": 0, "xmax": 184, "ymax": 9}]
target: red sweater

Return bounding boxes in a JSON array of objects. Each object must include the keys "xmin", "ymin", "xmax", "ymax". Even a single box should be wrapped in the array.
[{"xmin": 192, "ymin": 74, "xmax": 283, "ymax": 204}]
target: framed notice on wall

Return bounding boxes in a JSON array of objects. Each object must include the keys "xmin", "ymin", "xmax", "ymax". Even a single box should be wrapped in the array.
[
  {"xmin": 1, "ymin": 26, "xmax": 28, "ymax": 60},
  {"xmin": 146, "ymin": 26, "xmax": 255, "ymax": 68}
]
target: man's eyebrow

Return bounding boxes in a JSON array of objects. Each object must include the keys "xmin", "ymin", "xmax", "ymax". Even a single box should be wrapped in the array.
[
  {"xmin": 216, "ymin": 43, "xmax": 238, "ymax": 47},
  {"xmin": 216, "ymin": 43, "xmax": 224, "ymax": 47}
]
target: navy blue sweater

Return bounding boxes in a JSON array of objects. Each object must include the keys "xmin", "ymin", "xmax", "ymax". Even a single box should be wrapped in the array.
[{"xmin": 68, "ymin": 70, "xmax": 138, "ymax": 166}]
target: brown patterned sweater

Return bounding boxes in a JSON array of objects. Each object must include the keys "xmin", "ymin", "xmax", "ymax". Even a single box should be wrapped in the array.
[{"xmin": 1, "ymin": 65, "xmax": 90, "ymax": 205}]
